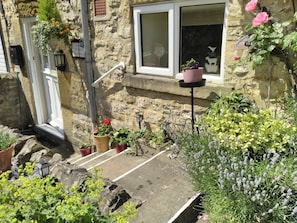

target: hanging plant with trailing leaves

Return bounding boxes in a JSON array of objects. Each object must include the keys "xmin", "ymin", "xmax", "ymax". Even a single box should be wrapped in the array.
[{"xmin": 31, "ymin": 0, "xmax": 71, "ymax": 53}]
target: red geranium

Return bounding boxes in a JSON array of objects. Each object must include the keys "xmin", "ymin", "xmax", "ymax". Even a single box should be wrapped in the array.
[
  {"xmin": 94, "ymin": 119, "xmax": 112, "ymax": 136},
  {"xmin": 103, "ymin": 119, "xmax": 111, "ymax": 125}
]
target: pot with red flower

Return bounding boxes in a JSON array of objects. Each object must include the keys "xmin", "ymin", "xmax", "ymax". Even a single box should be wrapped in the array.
[
  {"xmin": 181, "ymin": 58, "xmax": 203, "ymax": 83},
  {"xmin": 93, "ymin": 119, "xmax": 113, "ymax": 152}
]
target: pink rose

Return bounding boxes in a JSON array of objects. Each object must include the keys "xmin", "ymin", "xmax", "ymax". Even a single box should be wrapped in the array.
[
  {"xmin": 252, "ymin": 12, "xmax": 269, "ymax": 27},
  {"xmin": 233, "ymin": 55, "xmax": 241, "ymax": 61},
  {"xmin": 245, "ymin": 0, "xmax": 258, "ymax": 12}
]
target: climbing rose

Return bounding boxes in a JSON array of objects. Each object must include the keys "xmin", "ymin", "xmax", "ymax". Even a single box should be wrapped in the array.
[
  {"xmin": 233, "ymin": 55, "xmax": 241, "ymax": 61},
  {"xmin": 245, "ymin": 0, "xmax": 258, "ymax": 12},
  {"xmin": 252, "ymin": 12, "xmax": 269, "ymax": 27}
]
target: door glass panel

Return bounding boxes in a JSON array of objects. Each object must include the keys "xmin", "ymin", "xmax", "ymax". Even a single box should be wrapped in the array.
[
  {"xmin": 180, "ymin": 4, "xmax": 225, "ymax": 75},
  {"xmin": 141, "ymin": 12, "xmax": 168, "ymax": 68}
]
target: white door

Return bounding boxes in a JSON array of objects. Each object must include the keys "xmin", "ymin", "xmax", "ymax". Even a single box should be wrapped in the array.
[{"xmin": 21, "ymin": 18, "xmax": 63, "ymax": 130}]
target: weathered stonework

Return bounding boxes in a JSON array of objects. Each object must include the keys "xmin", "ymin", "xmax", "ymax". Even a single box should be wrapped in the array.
[
  {"xmin": 0, "ymin": 0, "xmax": 295, "ymax": 152},
  {"xmin": 0, "ymin": 73, "xmax": 32, "ymax": 128}
]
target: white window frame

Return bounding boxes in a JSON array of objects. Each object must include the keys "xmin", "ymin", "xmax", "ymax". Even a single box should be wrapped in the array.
[
  {"xmin": 133, "ymin": 0, "xmax": 229, "ymax": 82},
  {"xmin": 133, "ymin": 4, "xmax": 174, "ymax": 77}
]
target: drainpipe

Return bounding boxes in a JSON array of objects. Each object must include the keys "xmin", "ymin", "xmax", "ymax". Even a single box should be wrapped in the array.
[{"xmin": 80, "ymin": 0, "xmax": 97, "ymax": 127}]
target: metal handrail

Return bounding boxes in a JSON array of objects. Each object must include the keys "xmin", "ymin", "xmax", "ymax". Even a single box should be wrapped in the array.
[{"xmin": 91, "ymin": 62, "xmax": 125, "ymax": 87}]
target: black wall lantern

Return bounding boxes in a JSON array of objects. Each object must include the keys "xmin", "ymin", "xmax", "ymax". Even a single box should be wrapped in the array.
[{"xmin": 54, "ymin": 49, "xmax": 66, "ymax": 71}]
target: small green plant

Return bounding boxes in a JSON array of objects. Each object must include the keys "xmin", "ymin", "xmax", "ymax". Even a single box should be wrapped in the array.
[
  {"xmin": 147, "ymin": 128, "xmax": 165, "ymax": 148},
  {"xmin": 79, "ymin": 142, "xmax": 92, "ymax": 148},
  {"xmin": 0, "ymin": 131, "xmax": 15, "ymax": 151},
  {"xmin": 181, "ymin": 58, "xmax": 199, "ymax": 71},
  {"xmin": 110, "ymin": 127, "xmax": 131, "ymax": 145}
]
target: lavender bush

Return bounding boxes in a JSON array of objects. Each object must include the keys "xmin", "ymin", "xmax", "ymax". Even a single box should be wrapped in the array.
[
  {"xmin": 181, "ymin": 91, "xmax": 297, "ymax": 222},
  {"xmin": 182, "ymin": 133, "xmax": 297, "ymax": 222}
]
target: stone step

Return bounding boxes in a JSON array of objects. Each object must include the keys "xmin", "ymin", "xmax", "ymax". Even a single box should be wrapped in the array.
[
  {"xmin": 114, "ymin": 150, "xmax": 198, "ymax": 223},
  {"xmin": 67, "ymin": 146, "xmax": 200, "ymax": 222},
  {"xmin": 70, "ymin": 150, "xmax": 115, "ymax": 167}
]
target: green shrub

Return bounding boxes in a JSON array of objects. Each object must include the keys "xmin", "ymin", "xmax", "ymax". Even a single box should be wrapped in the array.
[
  {"xmin": 201, "ymin": 91, "xmax": 296, "ymax": 154},
  {"xmin": 0, "ymin": 163, "xmax": 136, "ymax": 223}
]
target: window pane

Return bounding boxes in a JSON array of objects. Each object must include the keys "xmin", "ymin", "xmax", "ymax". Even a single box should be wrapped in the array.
[
  {"xmin": 180, "ymin": 4, "xmax": 225, "ymax": 75},
  {"xmin": 141, "ymin": 13, "xmax": 168, "ymax": 68}
]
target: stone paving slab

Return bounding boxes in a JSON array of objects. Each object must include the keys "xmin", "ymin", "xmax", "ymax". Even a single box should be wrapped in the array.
[
  {"xmin": 93, "ymin": 151, "xmax": 152, "ymax": 180},
  {"xmin": 115, "ymin": 150, "xmax": 196, "ymax": 223},
  {"xmin": 68, "ymin": 147, "xmax": 198, "ymax": 222}
]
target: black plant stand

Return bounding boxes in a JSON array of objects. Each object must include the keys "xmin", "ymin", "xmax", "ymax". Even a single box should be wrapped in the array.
[{"xmin": 179, "ymin": 79, "xmax": 206, "ymax": 133}]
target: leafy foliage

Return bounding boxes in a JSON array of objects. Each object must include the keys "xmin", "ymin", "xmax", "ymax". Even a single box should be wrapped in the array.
[
  {"xmin": 181, "ymin": 90, "xmax": 297, "ymax": 222},
  {"xmin": 37, "ymin": 0, "xmax": 61, "ymax": 21},
  {"xmin": 201, "ymin": 91, "xmax": 296, "ymax": 154},
  {"xmin": 181, "ymin": 58, "xmax": 199, "ymax": 70},
  {"xmin": 0, "ymin": 131, "xmax": 16, "ymax": 151},
  {"xmin": 110, "ymin": 127, "xmax": 131, "ymax": 145},
  {"xmin": 32, "ymin": 18, "xmax": 71, "ymax": 53},
  {"xmin": 32, "ymin": 0, "xmax": 71, "ymax": 53},
  {"xmin": 0, "ymin": 163, "xmax": 136, "ymax": 222},
  {"xmin": 94, "ymin": 119, "xmax": 113, "ymax": 136},
  {"xmin": 237, "ymin": 1, "xmax": 297, "ymax": 75}
]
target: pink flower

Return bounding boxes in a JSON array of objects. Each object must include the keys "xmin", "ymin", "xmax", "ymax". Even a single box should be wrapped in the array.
[
  {"xmin": 233, "ymin": 55, "xmax": 241, "ymax": 61},
  {"xmin": 252, "ymin": 12, "xmax": 269, "ymax": 27},
  {"xmin": 245, "ymin": 0, "xmax": 258, "ymax": 12}
]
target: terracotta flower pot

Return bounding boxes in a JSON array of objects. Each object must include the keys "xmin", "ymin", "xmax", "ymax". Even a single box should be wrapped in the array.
[
  {"xmin": 183, "ymin": 67, "xmax": 203, "ymax": 83},
  {"xmin": 116, "ymin": 143, "xmax": 127, "ymax": 153},
  {"xmin": 0, "ymin": 144, "xmax": 14, "ymax": 172},
  {"xmin": 79, "ymin": 146, "xmax": 92, "ymax": 156},
  {"xmin": 94, "ymin": 135, "xmax": 110, "ymax": 152}
]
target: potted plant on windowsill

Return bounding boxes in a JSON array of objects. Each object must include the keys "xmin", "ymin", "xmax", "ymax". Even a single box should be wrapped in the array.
[
  {"xmin": 94, "ymin": 119, "xmax": 113, "ymax": 153},
  {"xmin": 181, "ymin": 58, "xmax": 204, "ymax": 83},
  {"xmin": 110, "ymin": 127, "xmax": 131, "ymax": 153},
  {"xmin": 0, "ymin": 131, "xmax": 16, "ymax": 172},
  {"xmin": 79, "ymin": 143, "xmax": 92, "ymax": 156}
]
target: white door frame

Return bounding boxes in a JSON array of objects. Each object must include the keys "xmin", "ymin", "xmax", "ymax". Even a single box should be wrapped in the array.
[
  {"xmin": 21, "ymin": 17, "xmax": 48, "ymax": 124},
  {"xmin": 21, "ymin": 17, "xmax": 63, "ymax": 130}
]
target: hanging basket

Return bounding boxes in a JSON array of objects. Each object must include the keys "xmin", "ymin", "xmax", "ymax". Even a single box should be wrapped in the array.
[
  {"xmin": 0, "ymin": 144, "xmax": 14, "ymax": 172},
  {"xmin": 94, "ymin": 135, "xmax": 110, "ymax": 152}
]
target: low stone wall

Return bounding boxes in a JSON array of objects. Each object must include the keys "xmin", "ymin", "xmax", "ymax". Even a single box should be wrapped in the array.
[{"xmin": 0, "ymin": 73, "xmax": 33, "ymax": 129}]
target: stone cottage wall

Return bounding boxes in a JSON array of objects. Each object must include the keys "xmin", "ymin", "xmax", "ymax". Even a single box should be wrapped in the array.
[
  {"xmin": 0, "ymin": 73, "xmax": 32, "ymax": 129},
  {"xmin": 0, "ymin": 0, "xmax": 295, "ymax": 151}
]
